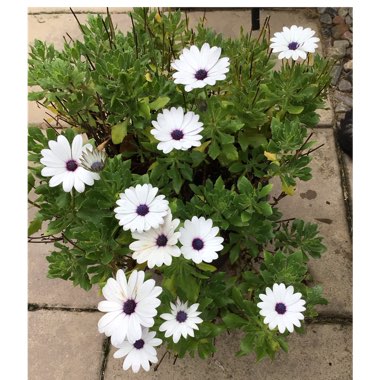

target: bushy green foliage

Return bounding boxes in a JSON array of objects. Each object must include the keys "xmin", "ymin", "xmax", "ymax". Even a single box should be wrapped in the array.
[{"xmin": 28, "ymin": 8, "xmax": 331, "ymax": 364}]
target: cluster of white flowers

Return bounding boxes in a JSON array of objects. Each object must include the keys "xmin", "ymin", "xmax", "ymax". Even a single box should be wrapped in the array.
[
  {"xmin": 98, "ymin": 269, "xmax": 203, "ymax": 373},
  {"xmin": 38, "ymin": 30, "xmax": 315, "ymax": 373},
  {"xmin": 150, "ymin": 42, "xmax": 230, "ymax": 155},
  {"xmin": 114, "ymin": 184, "xmax": 224, "ymax": 268},
  {"xmin": 40, "ymin": 28, "xmax": 320, "ymax": 191},
  {"xmin": 105, "ymin": 183, "xmax": 224, "ymax": 372}
]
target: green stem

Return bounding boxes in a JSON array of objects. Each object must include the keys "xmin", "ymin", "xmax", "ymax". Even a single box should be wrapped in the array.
[{"xmin": 71, "ymin": 189, "xmax": 76, "ymax": 215}]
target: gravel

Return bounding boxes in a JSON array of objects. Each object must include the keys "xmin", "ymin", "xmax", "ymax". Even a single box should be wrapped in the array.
[{"xmin": 319, "ymin": 6, "xmax": 353, "ymax": 116}]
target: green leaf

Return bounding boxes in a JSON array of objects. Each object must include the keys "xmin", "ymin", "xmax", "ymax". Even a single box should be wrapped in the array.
[
  {"xmin": 196, "ymin": 262, "xmax": 217, "ymax": 272},
  {"xmin": 229, "ymin": 162, "xmax": 245, "ymax": 173},
  {"xmin": 208, "ymin": 141, "xmax": 220, "ymax": 160},
  {"xmin": 45, "ymin": 218, "xmax": 67, "ymax": 235},
  {"xmin": 222, "ymin": 143, "xmax": 239, "ymax": 161},
  {"xmin": 231, "ymin": 287, "xmax": 246, "ymax": 310},
  {"xmin": 258, "ymin": 184, "xmax": 273, "ymax": 198},
  {"xmin": 239, "ymin": 333, "xmax": 255, "ymax": 355},
  {"xmin": 222, "ymin": 313, "xmax": 247, "ymax": 329},
  {"xmin": 138, "ymin": 102, "xmax": 151, "ymax": 119},
  {"xmin": 287, "ymin": 105, "xmax": 304, "ymax": 115},
  {"xmin": 28, "ymin": 213, "xmax": 43, "ymax": 236},
  {"xmin": 111, "ymin": 120, "xmax": 128, "ymax": 144},
  {"xmin": 237, "ymin": 176, "xmax": 253, "ymax": 194},
  {"xmin": 218, "ymin": 132, "xmax": 234, "ymax": 144},
  {"xmin": 256, "ymin": 201, "xmax": 273, "ymax": 216},
  {"xmin": 238, "ymin": 131, "xmax": 267, "ymax": 151},
  {"xmin": 149, "ymin": 96, "xmax": 170, "ymax": 111}
]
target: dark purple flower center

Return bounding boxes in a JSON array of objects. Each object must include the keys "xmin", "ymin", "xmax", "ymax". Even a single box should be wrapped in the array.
[
  {"xmin": 136, "ymin": 204, "xmax": 149, "ymax": 216},
  {"xmin": 66, "ymin": 159, "xmax": 78, "ymax": 172},
  {"xmin": 156, "ymin": 234, "xmax": 168, "ymax": 247},
  {"xmin": 171, "ymin": 129, "xmax": 184, "ymax": 141},
  {"xmin": 192, "ymin": 238, "xmax": 204, "ymax": 251},
  {"xmin": 176, "ymin": 310, "xmax": 188, "ymax": 323},
  {"xmin": 275, "ymin": 302, "xmax": 287, "ymax": 315},
  {"xmin": 133, "ymin": 339, "xmax": 145, "ymax": 349},
  {"xmin": 91, "ymin": 161, "xmax": 104, "ymax": 172},
  {"xmin": 123, "ymin": 299, "xmax": 137, "ymax": 315},
  {"xmin": 195, "ymin": 69, "xmax": 208, "ymax": 80},
  {"xmin": 288, "ymin": 42, "xmax": 299, "ymax": 50}
]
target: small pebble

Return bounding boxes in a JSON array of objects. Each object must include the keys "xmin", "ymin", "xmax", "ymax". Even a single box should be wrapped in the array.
[
  {"xmin": 338, "ymin": 8, "xmax": 349, "ymax": 18},
  {"xmin": 334, "ymin": 40, "xmax": 350, "ymax": 49},
  {"xmin": 335, "ymin": 103, "xmax": 351, "ymax": 113},
  {"xmin": 334, "ymin": 91, "xmax": 353, "ymax": 107},
  {"xmin": 343, "ymin": 60, "xmax": 353, "ymax": 71},
  {"xmin": 345, "ymin": 15, "xmax": 352, "ymax": 25},
  {"xmin": 332, "ymin": 23, "xmax": 349, "ymax": 39},
  {"xmin": 330, "ymin": 64, "xmax": 343, "ymax": 86},
  {"xmin": 338, "ymin": 79, "xmax": 352, "ymax": 92},
  {"xmin": 342, "ymin": 31, "xmax": 353, "ymax": 45},
  {"xmin": 346, "ymin": 47, "xmax": 353, "ymax": 58},
  {"xmin": 327, "ymin": 46, "xmax": 346, "ymax": 59},
  {"xmin": 321, "ymin": 26, "xmax": 332, "ymax": 37},
  {"xmin": 320, "ymin": 13, "xmax": 332, "ymax": 24},
  {"xmin": 349, "ymin": 8, "xmax": 353, "ymax": 17},
  {"xmin": 333, "ymin": 15, "xmax": 345, "ymax": 24},
  {"xmin": 325, "ymin": 7, "xmax": 338, "ymax": 16},
  {"xmin": 318, "ymin": 7, "xmax": 327, "ymax": 14}
]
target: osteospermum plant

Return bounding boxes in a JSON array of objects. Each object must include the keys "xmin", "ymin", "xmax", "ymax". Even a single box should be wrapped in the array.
[{"xmin": 28, "ymin": 7, "xmax": 332, "ymax": 373}]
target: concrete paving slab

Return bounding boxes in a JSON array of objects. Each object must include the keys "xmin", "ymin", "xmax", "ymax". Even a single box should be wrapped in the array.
[
  {"xmin": 270, "ymin": 128, "xmax": 352, "ymax": 316},
  {"xmin": 28, "ymin": 310, "xmax": 104, "ymax": 380},
  {"xmin": 29, "ymin": 7, "xmax": 132, "ymax": 14},
  {"xmin": 104, "ymin": 324, "xmax": 352, "ymax": 380},
  {"xmin": 316, "ymin": 95, "xmax": 334, "ymax": 127},
  {"xmin": 187, "ymin": 9, "xmax": 321, "ymax": 41},
  {"xmin": 28, "ymin": 237, "xmax": 103, "ymax": 308},
  {"xmin": 28, "ymin": 204, "xmax": 102, "ymax": 308}
]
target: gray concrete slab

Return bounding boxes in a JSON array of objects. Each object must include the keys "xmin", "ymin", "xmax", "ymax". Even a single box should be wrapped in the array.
[
  {"xmin": 28, "ymin": 205, "xmax": 102, "ymax": 308},
  {"xmin": 28, "ymin": 310, "xmax": 104, "ymax": 380},
  {"xmin": 316, "ymin": 95, "xmax": 334, "ymax": 127},
  {"xmin": 187, "ymin": 9, "xmax": 321, "ymax": 41},
  {"xmin": 104, "ymin": 324, "xmax": 352, "ymax": 379},
  {"xmin": 28, "ymin": 7, "xmax": 132, "ymax": 14},
  {"xmin": 28, "ymin": 237, "xmax": 103, "ymax": 307},
  {"xmin": 270, "ymin": 128, "xmax": 352, "ymax": 316}
]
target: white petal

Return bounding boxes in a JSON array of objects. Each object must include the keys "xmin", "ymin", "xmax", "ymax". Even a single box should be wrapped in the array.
[
  {"xmin": 62, "ymin": 171, "xmax": 75, "ymax": 192},
  {"xmin": 71, "ymin": 134, "xmax": 84, "ymax": 160}
]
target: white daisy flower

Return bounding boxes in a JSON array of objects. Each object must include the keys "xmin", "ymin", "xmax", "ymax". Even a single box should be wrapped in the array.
[
  {"xmin": 159, "ymin": 299, "xmax": 203, "ymax": 343},
  {"xmin": 98, "ymin": 270, "xmax": 162, "ymax": 346},
  {"xmin": 40, "ymin": 134, "xmax": 100, "ymax": 193},
  {"xmin": 113, "ymin": 328, "xmax": 162, "ymax": 373},
  {"xmin": 129, "ymin": 211, "xmax": 181, "ymax": 268},
  {"xmin": 172, "ymin": 42, "xmax": 230, "ymax": 92},
  {"xmin": 179, "ymin": 216, "xmax": 224, "ymax": 264},
  {"xmin": 114, "ymin": 184, "xmax": 169, "ymax": 233},
  {"xmin": 79, "ymin": 146, "xmax": 107, "ymax": 172},
  {"xmin": 270, "ymin": 25, "xmax": 320, "ymax": 60},
  {"xmin": 257, "ymin": 283, "xmax": 306, "ymax": 333},
  {"xmin": 151, "ymin": 107, "xmax": 204, "ymax": 154}
]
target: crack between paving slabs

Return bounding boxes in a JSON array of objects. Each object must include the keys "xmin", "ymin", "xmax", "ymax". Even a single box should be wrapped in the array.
[
  {"xmin": 28, "ymin": 303, "xmax": 352, "ymax": 325},
  {"xmin": 332, "ymin": 127, "xmax": 353, "ymax": 240},
  {"xmin": 99, "ymin": 337, "xmax": 111, "ymax": 380}
]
